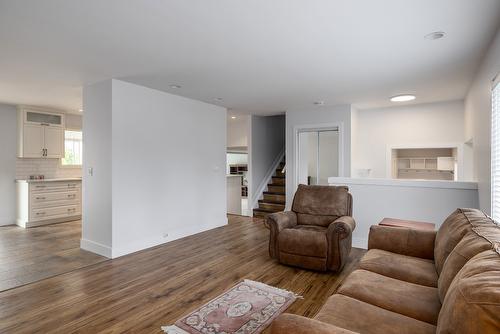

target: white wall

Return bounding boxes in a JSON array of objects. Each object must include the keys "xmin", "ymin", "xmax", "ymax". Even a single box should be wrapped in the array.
[
  {"xmin": 465, "ymin": 28, "xmax": 500, "ymax": 213},
  {"xmin": 81, "ymin": 80, "xmax": 113, "ymax": 257},
  {"xmin": 0, "ymin": 104, "xmax": 17, "ymax": 225},
  {"xmin": 353, "ymin": 100, "xmax": 466, "ymax": 179},
  {"xmin": 227, "ymin": 115, "xmax": 249, "ymax": 149},
  {"xmin": 82, "ymin": 79, "xmax": 227, "ymax": 258},
  {"xmin": 329, "ymin": 177, "xmax": 479, "ymax": 248},
  {"xmin": 286, "ymin": 105, "xmax": 352, "ymax": 208},
  {"xmin": 249, "ymin": 115, "xmax": 285, "ymax": 207}
]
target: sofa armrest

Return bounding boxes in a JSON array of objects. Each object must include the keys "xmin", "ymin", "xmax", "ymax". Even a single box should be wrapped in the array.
[
  {"xmin": 327, "ymin": 216, "xmax": 356, "ymax": 271},
  {"xmin": 270, "ymin": 314, "xmax": 359, "ymax": 334},
  {"xmin": 268, "ymin": 211, "xmax": 297, "ymax": 259},
  {"xmin": 368, "ymin": 225, "xmax": 436, "ymax": 260}
]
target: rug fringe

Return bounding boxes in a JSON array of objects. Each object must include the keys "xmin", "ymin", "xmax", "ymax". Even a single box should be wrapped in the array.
[{"xmin": 243, "ymin": 279, "xmax": 303, "ymax": 299}]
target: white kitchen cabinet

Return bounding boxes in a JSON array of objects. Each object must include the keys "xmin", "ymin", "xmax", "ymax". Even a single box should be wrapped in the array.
[
  {"xmin": 16, "ymin": 179, "xmax": 82, "ymax": 228},
  {"xmin": 17, "ymin": 107, "xmax": 65, "ymax": 158}
]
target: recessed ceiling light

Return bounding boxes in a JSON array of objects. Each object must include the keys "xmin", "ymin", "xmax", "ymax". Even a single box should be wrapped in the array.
[
  {"xmin": 390, "ymin": 94, "xmax": 416, "ymax": 102},
  {"xmin": 214, "ymin": 97, "xmax": 224, "ymax": 102},
  {"xmin": 170, "ymin": 84, "xmax": 181, "ymax": 89},
  {"xmin": 313, "ymin": 101, "xmax": 325, "ymax": 106},
  {"xmin": 231, "ymin": 116, "xmax": 236, "ymax": 119},
  {"xmin": 78, "ymin": 109, "xmax": 83, "ymax": 112},
  {"xmin": 424, "ymin": 31, "xmax": 445, "ymax": 40}
]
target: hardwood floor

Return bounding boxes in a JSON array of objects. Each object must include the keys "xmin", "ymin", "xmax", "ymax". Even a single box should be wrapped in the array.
[
  {"xmin": 0, "ymin": 215, "xmax": 365, "ymax": 333},
  {"xmin": 0, "ymin": 220, "xmax": 107, "ymax": 292}
]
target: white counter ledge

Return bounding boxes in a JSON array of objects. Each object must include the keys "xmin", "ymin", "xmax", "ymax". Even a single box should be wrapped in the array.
[
  {"xmin": 328, "ymin": 177, "xmax": 478, "ymax": 190},
  {"xmin": 16, "ymin": 178, "xmax": 82, "ymax": 183},
  {"xmin": 327, "ymin": 177, "xmax": 479, "ymax": 249}
]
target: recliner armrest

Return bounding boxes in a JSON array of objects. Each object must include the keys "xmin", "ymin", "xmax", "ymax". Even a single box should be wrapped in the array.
[
  {"xmin": 368, "ymin": 225, "xmax": 436, "ymax": 260},
  {"xmin": 267, "ymin": 211, "xmax": 297, "ymax": 259},
  {"xmin": 328, "ymin": 216, "xmax": 356, "ymax": 238},
  {"xmin": 270, "ymin": 314, "xmax": 359, "ymax": 334},
  {"xmin": 267, "ymin": 211, "xmax": 297, "ymax": 232}
]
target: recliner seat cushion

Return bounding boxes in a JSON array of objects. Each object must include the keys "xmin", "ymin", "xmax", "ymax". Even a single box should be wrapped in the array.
[
  {"xmin": 359, "ymin": 249, "xmax": 438, "ymax": 287},
  {"xmin": 337, "ymin": 269, "xmax": 441, "ymax": 325},
  {"xmin": 314, "ymin": 294, "xmax": 436, "ymax": 334},
  {"xmin": 278, "ymin": 225, "xmax": 327, "ymax": 258}
]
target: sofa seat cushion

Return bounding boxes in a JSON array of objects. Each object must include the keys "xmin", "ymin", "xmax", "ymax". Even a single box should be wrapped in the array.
[
  {"xmin": 278, "ymin": 225, "xmax": 327, "ymax": 258},
  {"xmin": 315, "ymin": 294, "xmax": 436, "ymax": 334},
  {"xmin": 359, "ymin": 249, "xmax": 438, "ymax": 287},
  {"xmin": 338, "ymin": 269, "xmax": 441, "ymax": 325}
]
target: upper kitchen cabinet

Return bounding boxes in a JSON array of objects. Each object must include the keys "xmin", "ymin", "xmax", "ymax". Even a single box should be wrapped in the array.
[{"xmin": 17, "ymin": 107, "xmax": 65, "ymax": 158}]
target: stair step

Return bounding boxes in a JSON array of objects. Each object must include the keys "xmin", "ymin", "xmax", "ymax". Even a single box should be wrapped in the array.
[
  {"xmin": 253, "ymin": 210, "xmax": 270, "ymax": 219},
  {"xmin": 271, "ymin": 176, "xmax": 285, "ymax": 185},
  {"xmin": 258, "ymin": 201, "xmax": 285, "ymax": 211},
  {"xmin": 263, "ymin": 192, "xmax": 286, "ymax": 204},
  {"xmin": 267, "ymin": 185, "xmax": 285, "ymax": 193}
]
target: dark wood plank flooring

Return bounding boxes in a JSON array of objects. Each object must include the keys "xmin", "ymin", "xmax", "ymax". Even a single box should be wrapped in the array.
[
  {"xmin": 0, "ymin": 220, "xmax": 107, "ymax": 291},
  {"xmin": 0, "ymin": 215, "xmax": 365, "ymax": 333}
]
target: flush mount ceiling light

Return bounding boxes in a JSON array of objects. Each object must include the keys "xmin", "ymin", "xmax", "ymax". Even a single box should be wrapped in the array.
[
  {"xmin": 390, "ymin": 94, "xmax": 416, "ymax": 102},
  {"xmin": 78, "ymin": 108, "xmax": 83, "ymax": 112},
  {"xmin": 424, "ymin": 31, "xmax": 446, "ymax": 40},
  {"xmin": 170, "ymin": 84, "xmax": 181, "ymax": 89},
  {"xmin": 313, "ymin": 101, "xmax": 325, "ymax": 106},
  {"xmin": 231, "ymin": 116, "xmax": 236, "ymax": 119}
]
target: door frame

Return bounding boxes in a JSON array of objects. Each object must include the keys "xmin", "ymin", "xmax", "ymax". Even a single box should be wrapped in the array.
[{"xmin": 293, "ymin": 122, "xmax": 345, "ymax": 193}]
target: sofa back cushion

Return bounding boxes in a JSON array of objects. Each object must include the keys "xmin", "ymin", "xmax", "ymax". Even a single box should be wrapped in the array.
[
  {"xmin": 437, "ymin": 230, "xmax": 495, "ymax": 302},
  {"xmin": 434, "ymin": 209, "xmax": 487, "ymax": 274},
  {"xmin": 292, "ymin": 185, "xmax": 352, "ymax": 227},
  {"xmin": 437, "ymin": 249, "xmax": 500, "ymax": 334}
]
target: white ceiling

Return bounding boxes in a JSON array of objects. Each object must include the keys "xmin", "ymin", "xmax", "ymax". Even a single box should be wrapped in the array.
[{"xmin": 0, "ymin": 0, "xmax": 499, "ymax": 114}]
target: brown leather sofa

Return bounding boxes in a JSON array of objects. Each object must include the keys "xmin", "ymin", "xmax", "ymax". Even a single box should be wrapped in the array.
[
  {"xmin": 270, "ymin": 208, "xmax": 500, "ymax": 334},
  {"xmin": 268, "ymin": 184, "xmax": 355, "ymax": 272}
]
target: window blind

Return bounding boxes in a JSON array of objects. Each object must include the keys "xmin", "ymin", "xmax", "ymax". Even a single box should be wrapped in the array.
[{"xmin": 491, "ymin": 79, "xmax": 500, "ymax": 222}]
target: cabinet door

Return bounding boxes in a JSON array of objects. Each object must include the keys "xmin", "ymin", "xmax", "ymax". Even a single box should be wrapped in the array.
[
  {"xmin": 44, "ymin": 127, "xmax": 64, "ymax": 158},
  {"xmin": 23, "ymin": 124, "xmax": 44, "ymax": 157}
]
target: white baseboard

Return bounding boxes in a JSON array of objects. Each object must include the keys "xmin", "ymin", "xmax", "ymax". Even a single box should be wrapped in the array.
[
  {"xmin": 352, "ymin": 237, "xmax": 368, "ymax": 250},
  {"xmin": 80, "ymin": 238, "xmax": 112, "ymax": 258}
]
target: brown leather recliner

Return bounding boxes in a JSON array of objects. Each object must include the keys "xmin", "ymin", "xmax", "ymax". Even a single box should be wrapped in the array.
[{"xmin": 267, "ymin": 184, "xmax": 355, "ymax": 272}]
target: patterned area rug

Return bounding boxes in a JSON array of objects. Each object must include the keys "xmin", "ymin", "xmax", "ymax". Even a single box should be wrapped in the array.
[{"xmin": 162, "ymin": 279, "xmax": 300, "ymax": 334}]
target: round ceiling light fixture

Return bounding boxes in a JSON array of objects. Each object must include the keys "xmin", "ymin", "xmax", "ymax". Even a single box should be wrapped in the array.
[
  {"xmin": 78, "ymin": 108, "xmax": 83, "ymax": 112},
  {"xmin": 424, "ymin": 31, "xmax": 446, "ymax": 40},
  {"xmin": 231, "ymin": 116, "xmax": 236, "ymax": 119},
  {"xmin": 390, "ymin": 94, "xmax": 416, "ymax": 102},
  {"xmin": 313, "ymin": 101, "xmax": 325, "ymax": 106},
  {"xmin": 170, "ymin": 84, "xmax": 181, "ymax": 89}
]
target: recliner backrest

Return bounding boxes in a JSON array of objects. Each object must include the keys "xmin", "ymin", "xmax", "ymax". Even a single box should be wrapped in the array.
[{"xmin": 292, "ymin": 184, "xmax": 352, "ymax": 227}]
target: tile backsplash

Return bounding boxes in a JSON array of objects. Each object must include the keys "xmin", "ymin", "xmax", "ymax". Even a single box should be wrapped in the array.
[{"xmin": 16, "ymin": 158, "xmax": 82, "ymax": 180}]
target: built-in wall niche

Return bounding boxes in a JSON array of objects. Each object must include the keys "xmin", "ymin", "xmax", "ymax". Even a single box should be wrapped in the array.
[{"xmin": 391, "ymin": 147, "xmax": 457, "ymax": 181}]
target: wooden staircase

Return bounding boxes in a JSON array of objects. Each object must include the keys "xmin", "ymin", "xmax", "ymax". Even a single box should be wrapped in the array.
[{"xmin": 253, "ymin": 160, "xmax": 286, "ymax": 219}]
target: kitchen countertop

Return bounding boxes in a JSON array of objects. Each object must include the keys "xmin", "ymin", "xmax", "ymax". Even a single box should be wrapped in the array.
[{"xmin": 16, "ymin": 178, "xmax": 82, "ymax": 183}]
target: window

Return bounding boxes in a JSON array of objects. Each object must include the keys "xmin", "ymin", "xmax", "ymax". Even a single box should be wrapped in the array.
[
  {"xmin": 61, "ymin": 130, "xmax": 82, "ymax": 166},
  {"xmin": 491, "ymin": 79, "xmax": 500, "ymax": 221}
]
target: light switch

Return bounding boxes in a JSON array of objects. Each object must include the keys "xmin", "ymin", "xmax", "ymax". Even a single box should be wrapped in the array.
[{"xmin": 88, "ymin": 167, "xmax": 93, "ymax": 176}]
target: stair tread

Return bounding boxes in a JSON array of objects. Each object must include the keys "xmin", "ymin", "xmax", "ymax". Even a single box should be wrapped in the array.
[
  {"xmin": 253, "ymin": 208, "xmax": 280, "ymax": 213},
  {"xmin": 263, "ymin": 191, "xmax": 286, "ymax": 195}
]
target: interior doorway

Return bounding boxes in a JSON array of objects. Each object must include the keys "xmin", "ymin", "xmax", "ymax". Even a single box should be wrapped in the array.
[{"xmin": 297, "ymin": 128, "xmax": 340, "ymax": 186}]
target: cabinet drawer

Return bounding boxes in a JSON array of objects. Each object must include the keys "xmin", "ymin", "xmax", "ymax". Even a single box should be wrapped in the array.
[
  {"xmin": 31, "ymin": 182, "xmax": 81, "ymax": 193},
  {"xmin": 31, "ymin": 204, "xmax": 80, "ymax": 221},
  {"xmin": 31, "ymin": 190, "xmax": 80, "ymax": 208}
]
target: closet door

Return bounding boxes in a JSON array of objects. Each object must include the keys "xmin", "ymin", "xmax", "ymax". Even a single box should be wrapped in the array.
[{"xmin": 318, "ymin": 130, "xmax": 339, "ymax": 184}]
